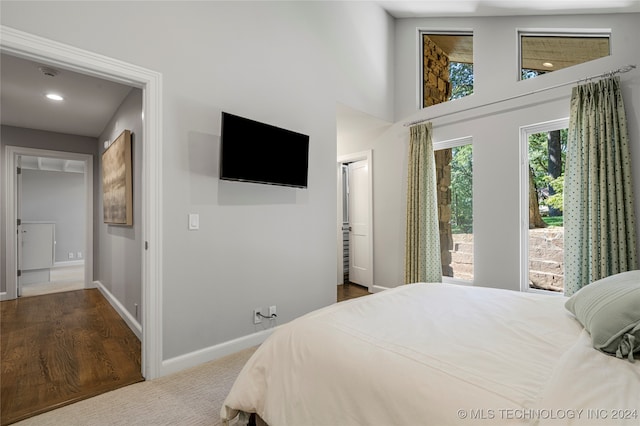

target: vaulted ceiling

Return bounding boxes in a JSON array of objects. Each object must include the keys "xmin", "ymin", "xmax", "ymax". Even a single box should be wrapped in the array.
[
  {"xmin": 377, "ymin": 0, "xmax": 640, "ymax": 18},
  {"xmin": 2, "ymin": 1, "xmax": 638, "ymax": 142}
]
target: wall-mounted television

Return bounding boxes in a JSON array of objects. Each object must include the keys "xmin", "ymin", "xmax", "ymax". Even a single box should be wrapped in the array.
[{"xmin": 219, "ymin": 112, "xmax": 309, "ymax": 188}]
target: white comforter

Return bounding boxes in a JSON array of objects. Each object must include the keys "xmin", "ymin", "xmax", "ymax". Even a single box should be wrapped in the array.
[{"xmin": 221, "ymin": 283, "xmax": 640, "ymax": 425}]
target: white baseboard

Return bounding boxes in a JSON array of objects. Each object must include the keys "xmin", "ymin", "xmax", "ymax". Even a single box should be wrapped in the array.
[
  {"xmin": 161, "ymin": 328, "xmax": 274, "ymax": 377},
  {"xmin": 95, "ymin": 280, "xmax": 142, "ymax": 340},
  {"xmin": 54, "ymin": 260, "xmax": 85, "ymax": 267},
  {"xmin": 371, "ymin": 285, "xmax": 391, "ymax": 293}
]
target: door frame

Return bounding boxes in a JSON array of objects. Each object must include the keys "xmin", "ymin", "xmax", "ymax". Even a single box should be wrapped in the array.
[
  {"xmin": 337, "ymin": 150, "xmax": 373, "ymax": 292},
  {"xmin": 0, "ymin": 26, "xmax": 164, "ymax": 380},
  {"xmin": 5, "ymin": 147, "xmax": 93, "ymax": 299}
]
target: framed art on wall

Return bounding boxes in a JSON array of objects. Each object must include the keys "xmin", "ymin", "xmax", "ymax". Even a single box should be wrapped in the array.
[{"xmin": 102, "ymin": 129, "xmax": 133, "ymax": 225}]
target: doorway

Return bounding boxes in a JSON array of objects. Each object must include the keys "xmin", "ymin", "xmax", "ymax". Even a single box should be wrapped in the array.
[
  {"xmin": 5, "ymin": 147, "xmax": 93, "ymax": 300},
  {"xmin": 1, "ymin": 26, "xmax": 163, "ymax": 379},
  {"xmin": 337, "ymin": 150, "xmax": 373, "ymax": 292},
  {"xmin": 16, "ymin": 151, "xmax": 90, "ymax": 298}
]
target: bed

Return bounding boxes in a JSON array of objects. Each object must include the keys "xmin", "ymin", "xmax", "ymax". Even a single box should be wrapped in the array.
[{"xmin": 221, "ymin": 278, "xmax": 640, "ymax": 425}]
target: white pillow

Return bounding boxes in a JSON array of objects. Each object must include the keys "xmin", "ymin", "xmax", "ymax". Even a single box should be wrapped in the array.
[{"xmin": 565, "ymin": 270, "xmax": 640, "ymax": 361}]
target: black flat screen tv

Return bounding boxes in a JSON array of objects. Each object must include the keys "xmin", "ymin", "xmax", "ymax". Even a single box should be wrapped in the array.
[{"xmin": 219, "ymin": 112, "xmax": 309, "ymax": 188}]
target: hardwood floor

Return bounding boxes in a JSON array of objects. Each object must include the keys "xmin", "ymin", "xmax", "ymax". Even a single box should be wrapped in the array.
[
  {"xmin": 337, "ymin": 282, "xmax": 371, "ymax": 302},
  {"xmin": 0, "ymin": 289, "xmax": 143, "ymax": 425}
]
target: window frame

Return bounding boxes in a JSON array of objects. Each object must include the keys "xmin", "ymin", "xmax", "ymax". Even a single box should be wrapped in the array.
[
  {"xmin": 433, "ymin": 135, "xmax": 474, "ymax": 285},
  {"xmin": 519, "ymin": 118, "xmax": 569, "ymax": 295},
  {"xmin": 417, "ymin": 28, "xmax": 474, "ymax": 111},
  {"xmin": 516, "ymin": 28, "xmax": 612, "ymax": 81}
]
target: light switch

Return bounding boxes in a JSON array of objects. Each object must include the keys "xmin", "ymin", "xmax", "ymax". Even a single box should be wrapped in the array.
[{"xmin": 188, "ymin": 213, "xmax": 199, "ymax": 230}]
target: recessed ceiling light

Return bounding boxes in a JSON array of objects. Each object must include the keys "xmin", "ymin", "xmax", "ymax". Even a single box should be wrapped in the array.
[
  {"xmin": 542, "ymin": 62, "xmax": 554, "ymax": 68},
  {"xmin": 46, "ymin": 93, "xmax": 64, "ymax": 101}
]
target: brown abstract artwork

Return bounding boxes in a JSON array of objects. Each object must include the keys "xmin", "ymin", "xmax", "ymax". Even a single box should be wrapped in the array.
[{"xmin": 102, "ymin": 130, "xmax": 133, "ymax": 225}]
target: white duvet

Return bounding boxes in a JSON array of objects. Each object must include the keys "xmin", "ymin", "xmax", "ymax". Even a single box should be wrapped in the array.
[{"xmin": 221, "ymin": 283, "xmax": 640, "ymax": 425}]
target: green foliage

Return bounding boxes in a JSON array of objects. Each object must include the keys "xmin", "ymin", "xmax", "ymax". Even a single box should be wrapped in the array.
[
  {"xmin": 546, "ymin": 176, "xmax": 564, "ymax": 212},
  {"xmin": 542, "ymin": 216, "xmax": 564, "ymax": 227},
  {"xmin": 528, "ymin": 130, "xmax": 567, "ymax": 213},
  {"xmin": 521, "ymin": 69, "xmax": 548, "ymax": 80},
  {"xmin": 451, "ymin": 144, "xmax": 473, "ymax": 233},
  {"xmin": 449, "ymin": 62, "xmax": 474, "ymax": 100}
]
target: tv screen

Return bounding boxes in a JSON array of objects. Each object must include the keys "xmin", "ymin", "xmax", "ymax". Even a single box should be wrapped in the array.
[{"xmin": 219, "ymin": 112, "xmax": 309, "ymax": 188}]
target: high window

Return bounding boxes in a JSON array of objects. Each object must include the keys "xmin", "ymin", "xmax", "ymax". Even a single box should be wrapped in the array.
[
  {"xmin": 519, "ymin": 31, "xmax": 610, "ymax": 80},
  {"xmin": 520, "ymin": 119, "xmax": 569, "ymax": 293},
  {"xmin": 421, "ymin": 32, "xmax": 473, "ymax": 107},
  {"xmin": 434, "ymin": 137, "xmax": 473, "ymax": 282}
]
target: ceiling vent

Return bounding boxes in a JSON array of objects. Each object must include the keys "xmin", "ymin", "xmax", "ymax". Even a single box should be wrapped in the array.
[{"xmin": 38, "ymin": 66, "xmax": 59, "ymax": 77}]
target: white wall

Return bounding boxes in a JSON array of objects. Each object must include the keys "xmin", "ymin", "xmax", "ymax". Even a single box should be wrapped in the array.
[
  {"xmin": 337, "ymin": 13, "xmax": 640, "ymax": 291},
  {"xmin": 0, "ymin": 1, "xmax": 395, "ymax": 361},
  {"xmin": 21, "ymin": 169, "xmax": 85, "ymax": 263},
  {"xmin": 96, "ymin": 88, "xmax": 142, "ymax": 323}
]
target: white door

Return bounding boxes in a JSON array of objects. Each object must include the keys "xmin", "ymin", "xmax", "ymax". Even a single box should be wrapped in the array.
[
  {"xmin": 348, "ymin": 160, "xmax": 371, "ymax": 287},
  {"xmin": 21, "ymin": 223, "xmax": 55, "ymax": 270}
]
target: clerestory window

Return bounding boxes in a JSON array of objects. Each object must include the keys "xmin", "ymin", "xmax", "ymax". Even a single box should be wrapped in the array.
[
  {"xmin": 421, "ymin": 32, "xmax": 473, "ymax": 107},
  {"xmin": 519, "ymin": 31, "xmax": 610, "ymax": 80}
]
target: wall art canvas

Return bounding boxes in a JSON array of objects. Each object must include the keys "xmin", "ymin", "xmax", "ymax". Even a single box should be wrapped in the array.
[{"xmin": 102, "ymin": 129, "xmax": 133, "ymax": 225}]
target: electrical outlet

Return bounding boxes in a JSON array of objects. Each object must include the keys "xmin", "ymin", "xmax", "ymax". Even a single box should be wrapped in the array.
[
  {"xmin": 68, "ymin": 252, "xmax": 74, "ymax": 259},
  {"xmin": 269, "ymin": 305, "xmax": 277, "ymax": 318},
  {"xmin": 253, "ymin": 308, "xmax": 262, "ymax": 324},
  {"xmin": 77, "ymin": 251, "xmax": 82, "ymax": 259}
]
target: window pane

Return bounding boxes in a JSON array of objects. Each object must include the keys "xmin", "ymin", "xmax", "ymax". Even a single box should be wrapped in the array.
[
  {"xmin": 520, "ymin": 34, "xmax": 610, "ymax": 80},
  {"xmin": 527, "ymin": 129, "xmax": 567, "ymax": 292},
  {"xmin": 423, "ymin": 33, "xmax": 473, "ymax": 106},
  {"xmin": 435, "ymin": 144, "xmax": 473, "ymax": 280}
]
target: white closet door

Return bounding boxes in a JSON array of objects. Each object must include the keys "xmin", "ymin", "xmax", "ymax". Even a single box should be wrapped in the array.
[
  {"xmin": 21, "ymin": 223, "xmax": 55, "ymax": 270},
  {"xmin": 348, "ymin": 160, "xmax": 371, "ymax": 287}
]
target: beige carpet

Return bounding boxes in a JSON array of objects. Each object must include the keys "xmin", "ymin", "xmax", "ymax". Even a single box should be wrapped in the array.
[{"xmin": 13, "ymin": 346, "xmax": 257, "ymax": 426}]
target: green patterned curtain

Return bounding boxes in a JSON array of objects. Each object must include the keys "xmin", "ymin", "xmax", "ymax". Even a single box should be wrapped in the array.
[
  {"xmin": 405, "ymin": 122, "xmax": 442, "ymax": 284},
  {"xmin": 564, "ymin": 76, "xmax": 638, "ymax": 296}
]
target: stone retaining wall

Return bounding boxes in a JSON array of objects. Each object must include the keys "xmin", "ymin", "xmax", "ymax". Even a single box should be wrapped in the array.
[
  {"xmin": 449, "ymin": 233, "xmax": 473, "ymax": 281},
  {"xmin": 449, "ymin": 228, "xmax": 564, "ymax": 291},
  {"xmin": 528, "ymin": 228, "xmax": 564, "ymax": 291}
]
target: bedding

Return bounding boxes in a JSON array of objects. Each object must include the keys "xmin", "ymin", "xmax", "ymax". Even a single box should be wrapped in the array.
[{"xmin": 221, "ymin": 283, "xmax": 640, "ymax": 425}]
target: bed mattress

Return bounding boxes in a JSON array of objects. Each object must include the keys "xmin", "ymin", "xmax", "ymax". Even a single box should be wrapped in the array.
[{"xmin": 222, "ymin": 283, "xmax": 640, "ymax": 425}]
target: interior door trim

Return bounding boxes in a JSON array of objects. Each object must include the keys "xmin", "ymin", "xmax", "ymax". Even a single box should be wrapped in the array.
[
  {"xmin": 337, "ymin": 150, "xmax": 374, "ymax": 292},
  {"xmin": 1, "ymin": 25, "xmax": 164, "ymax": 380}
]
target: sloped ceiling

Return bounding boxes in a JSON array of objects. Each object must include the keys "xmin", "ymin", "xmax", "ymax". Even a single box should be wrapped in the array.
[
  {"xmin": 377, "ymin": 0, "xmax": 640, "ymax": 18},
  {"xmin": 2, "ymin": 2, "xmax": 636, "ymax": 142}
]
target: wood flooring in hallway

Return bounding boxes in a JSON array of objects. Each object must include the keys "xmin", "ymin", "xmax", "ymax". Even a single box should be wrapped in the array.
[
  {"xmin": 337, "ymin": 282, "xmax": 371, "ymax": 302},
  {"xmin": 0, "ymin": 289, "xmax": 143, "ymax": 425}
]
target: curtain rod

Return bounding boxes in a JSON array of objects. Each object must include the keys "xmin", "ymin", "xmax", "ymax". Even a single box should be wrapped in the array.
[{"xmin": 403, "ymin": 64, "xmax": 637, "ymax": 127}]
